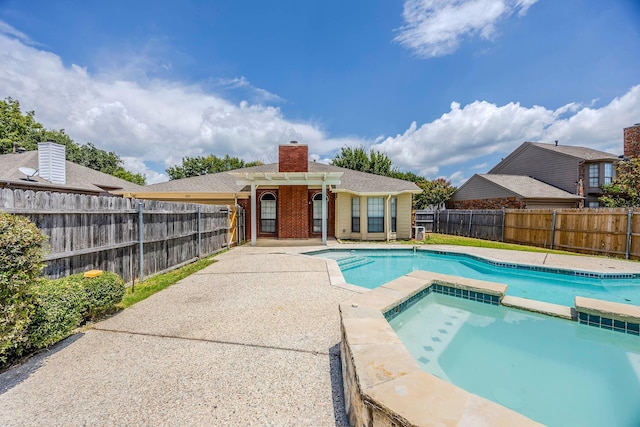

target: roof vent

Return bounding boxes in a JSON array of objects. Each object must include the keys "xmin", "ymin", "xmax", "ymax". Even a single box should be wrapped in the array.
[
  {"xmin": 290, "ymin": 140, "xmax": 298, "ymax": 144},
  {"xmin": 555, "ymin": 140, "xmax": 559, "ymax": 146},
  {"xmin": 38, "ymin": 142, "xmax": 66, "ymax": 185}
]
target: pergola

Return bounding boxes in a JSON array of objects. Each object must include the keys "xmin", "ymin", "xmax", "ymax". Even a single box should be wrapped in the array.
[{"xmin": 230, "ymin": 171, "xmax": 343, "ymax": 246}]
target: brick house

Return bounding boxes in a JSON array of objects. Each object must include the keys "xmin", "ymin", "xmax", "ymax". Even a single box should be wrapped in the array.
[{"xmin": 127, "ymin": 142, "xmax": 421, "ymax": 245}]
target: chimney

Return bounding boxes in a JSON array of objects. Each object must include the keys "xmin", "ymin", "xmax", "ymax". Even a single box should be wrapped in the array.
[
  {"xmin": 38, "ymin": 142, "xmax": 66, "ymax": 184},
  {"xmin": 278, "ymin": 141, "xmax": 308, "ymax": 172},
  {"xmin": 624, "ymin": 124, "xmax": 640, "ymax": 158}
]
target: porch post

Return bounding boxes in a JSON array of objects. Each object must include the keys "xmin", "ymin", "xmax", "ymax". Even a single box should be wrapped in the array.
[
  {"xmin": 385, "ymin": 195, "xmax": 391, "ymax": 242},
  {"xmin": 322, "ymin": 181, "xmax": 327, "ymax": 245},
  {"xmin": 251, "ymin": 183, "xmax": 257, "ymax": 246}
]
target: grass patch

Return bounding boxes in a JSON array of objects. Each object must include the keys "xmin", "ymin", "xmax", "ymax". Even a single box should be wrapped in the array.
[
  {"xmin": 118, "ymin": 257, "xmax": 216, "ymax": 309},
  {"xmin": 407, "ymin": 233, "xmax": 577, "ymax": 255}
]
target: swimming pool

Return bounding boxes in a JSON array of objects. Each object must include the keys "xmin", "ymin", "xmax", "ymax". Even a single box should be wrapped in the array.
[
  {"xmin": 312, "ymin": 249, "xmax": 640, "ymax": 307},
  {"xmin": 389, "ymin": 292, "xmax": 640, "ymax": 427}
]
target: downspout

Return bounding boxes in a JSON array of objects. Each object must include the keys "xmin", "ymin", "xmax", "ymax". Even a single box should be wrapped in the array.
[{"xmin": 386, "ymin": 194, "xmax": 391, "ymax": 242}]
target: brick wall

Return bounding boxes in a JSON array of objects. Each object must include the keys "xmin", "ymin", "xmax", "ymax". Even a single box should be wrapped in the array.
[
  {"xmin": 278, "ymin": 185, "xmax": 309, "ymax": 238},
  {"xmin": 278, "ymin": 143, "xmax": 308, "ymax": 172},
  {"xmin": 448, "ymin": 197, "xmax": 526, "ymax": 209},
  {"xmin": 624, "ymin": 124, "xmax": 640, "ymax": 158}
]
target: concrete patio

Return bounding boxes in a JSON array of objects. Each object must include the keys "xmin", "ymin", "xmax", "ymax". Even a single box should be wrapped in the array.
[{"xmin": 2, "ymin": 242, "xmax": 640, "ymax": 426}]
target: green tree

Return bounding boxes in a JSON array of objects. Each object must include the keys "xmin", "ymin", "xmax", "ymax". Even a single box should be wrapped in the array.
[
  {"xmin": 331, "ymin": 146, "xmax": 397, "ymax": 176},
  {"xmin": 166, "ymin": 154, "xmax": 262, "ymax": 180},
  {"xmin": 600, "ymin": 158, "xmax": 640, "ymax": 207},
  {"xmin": 0, "ymin": 97, "xmax": 145, "ymax": 185},
  {"xmin": 413, "ymin": 178, "xmax": 457, "ymax": 210}
]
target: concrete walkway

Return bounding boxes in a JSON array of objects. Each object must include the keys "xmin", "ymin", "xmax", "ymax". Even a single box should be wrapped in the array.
[
  {"xmin": 0, "ymin": 246, "xmax": 360, "ymax": 426},
  {"xmin": 2, "ymin": 242, "xmax": 640, "ymax": 426}
]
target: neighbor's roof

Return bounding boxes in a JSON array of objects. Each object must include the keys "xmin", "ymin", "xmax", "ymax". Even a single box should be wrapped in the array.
[
  {"xmin": 528, "ymin": 142, "xmax": 618, "ymax": 161},
  {"xmin": 0, "ymin": 151, "xmax": 144, "ymax": 194},
  {"xmin": 140, "ymin": 162, "xmax": 421, "ymax": 195},
  {"xmin": 457, "ymin": 174, "xmax": 584, "ymax": 200}
]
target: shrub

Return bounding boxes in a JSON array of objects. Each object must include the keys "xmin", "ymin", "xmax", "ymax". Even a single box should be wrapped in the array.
[
  {"xmin": 0, "ymin": 213, "xmax": 46, "ymax": 366},
  {"xmin": 80, "ymin": 272, "xmax": 125, "ymax": 320},
  {"xmin": 27, "ymin": 277, "xmax": 86, "ymax": 350}
]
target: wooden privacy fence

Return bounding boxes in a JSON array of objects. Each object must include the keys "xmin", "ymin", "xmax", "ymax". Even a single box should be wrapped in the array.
[
  {"xmin": 0, "ymin": 189, "xmax": 243, "ymax": 282},
  {"xmin": 427, "ymin": 208, "xmax": 640, "ymax": 260}
]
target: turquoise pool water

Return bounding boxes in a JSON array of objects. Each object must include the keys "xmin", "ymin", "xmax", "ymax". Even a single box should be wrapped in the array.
[
  {"xmin": 313, "ymin": 249, "xmax": 640, "ymax": 307},
  {"xmin": 389, "ymin": 293, "xmax": 640, "ymax": 427}
]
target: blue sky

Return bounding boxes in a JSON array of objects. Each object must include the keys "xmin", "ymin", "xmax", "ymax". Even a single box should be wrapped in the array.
[{"xmin": 0, "ymin": 0, "xmax": 639, "ymax": 184}]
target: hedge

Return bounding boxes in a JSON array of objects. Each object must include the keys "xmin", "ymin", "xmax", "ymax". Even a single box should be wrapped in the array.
[
  {"xmin": 27, "ymin": 277, "xmax": 86, "ymax": 349},
  {"xmin": 0, "ymin": 213, "xmax": 46, "ymax": 365}
]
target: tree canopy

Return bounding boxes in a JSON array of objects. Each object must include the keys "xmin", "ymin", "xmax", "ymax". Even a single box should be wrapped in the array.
[
  {"xmin": 166, "ymin": 154, "xmax": 262, "ymax": 180},
  {"xmin": 330, "ymin": 145, "xmax": 456, "ymax": 209},
  {"xmin": 599, "ymin": 158, "xmax": 640, "ymax": 207},
  {"xmin": 0, "ymin": 97, "xmax": 145, "ymax": 185}
]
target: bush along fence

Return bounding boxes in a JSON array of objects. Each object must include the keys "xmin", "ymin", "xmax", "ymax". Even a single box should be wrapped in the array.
[
  {"xmin": 417, "ymin": 208, "xmax": 640, "ymax": 260},
  {"xmin": 0, "ymin": 189, "xmax": 243, "ymax": 283}
]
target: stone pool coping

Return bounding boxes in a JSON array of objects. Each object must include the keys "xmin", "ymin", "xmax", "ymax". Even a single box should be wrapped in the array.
[{"xmin": 339, "ymin": 269, "xmax": 640, "ymax": 426}]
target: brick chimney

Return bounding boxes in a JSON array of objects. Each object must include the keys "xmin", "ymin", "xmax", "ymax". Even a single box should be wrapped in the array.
[
  {"xmin": 278, "ymin": 141, "xmax": 308, "ymax": 172},
  {"xmin": 623, "ymin": 123, "xmax": 640, "ymax": 158}
]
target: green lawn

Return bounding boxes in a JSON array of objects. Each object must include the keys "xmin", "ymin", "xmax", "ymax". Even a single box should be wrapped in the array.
[
  {"xmin": 408, "ymin": 233, "xmax": 577, "ymax": 255},
  {"xmin": 118, "ymin": 256, "xmax": 217, "ymax": 309}
]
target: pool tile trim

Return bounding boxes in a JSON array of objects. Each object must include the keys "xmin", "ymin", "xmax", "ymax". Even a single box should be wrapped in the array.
[
  {"xmin": 575, "ymin": 296, "xmax": 640, "ymax": 336},
  {"xmin": 340, "ymin": 271, "xmax": 544, "ymax": 427},
  {"xmin": 307, "ymin": 247, "xmax": 640, "ymax": 280}
]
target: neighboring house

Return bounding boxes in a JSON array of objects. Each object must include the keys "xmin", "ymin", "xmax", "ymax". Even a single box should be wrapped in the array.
[
  {"xmin": 487, "ymin": 141, "xmax": 619, "ymax": 208},
  {"xmin": 451, "ymin": 140, "xmax": 621, "ymax": 209},
  {"xmin": 449, "ymin": 174, "xmax": 584, "ymax": 209},
  {"xmin": 0, "ymin": 142, "xmax": 143, "ymax": 196},
  {"xmin": 124, "ymin": 142, "xmax": 421, "ymax": 245}
]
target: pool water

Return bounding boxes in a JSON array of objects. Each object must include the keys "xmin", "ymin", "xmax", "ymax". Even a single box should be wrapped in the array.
[
  {"xmin": 389, "ymin": 293, "xmax": 640, "ymax": 427},
  {"xmin": 317, "ymin": 250, "xmax": 640, "ymax": 307}
]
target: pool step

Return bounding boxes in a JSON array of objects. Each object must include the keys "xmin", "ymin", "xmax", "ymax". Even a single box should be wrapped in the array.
[{"xmin": 337, "ymin": 255, "xmax": 374, "ymax": 270}]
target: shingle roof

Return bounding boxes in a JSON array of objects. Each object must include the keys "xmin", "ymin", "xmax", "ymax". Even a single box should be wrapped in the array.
[
  {"xmin": 530, "ymin": 142, "xmax": 619, "ymax": 161},
  {"xmin": 0, "ymin": 151, "xmax": 144, "ymax": 194},
  {"xmin": 478, "ymin": 174, "xmax": 583, "ymax": 199},
  {"xmin": 142, "ymin": 162, "xmax": 421, "ymax": 194}
]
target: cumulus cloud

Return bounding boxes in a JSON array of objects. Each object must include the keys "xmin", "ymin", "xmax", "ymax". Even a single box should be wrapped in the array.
[
  {"xmin": 395, "ymin": 0, "xmax": 538, "ymax": 58},
  {"xmin": 372, "ymin": 85, "xmax": 640, "ymax": 177},
  {"xmin": 0, "ymin": 23, "xmax": 361, "ymax": 183}
]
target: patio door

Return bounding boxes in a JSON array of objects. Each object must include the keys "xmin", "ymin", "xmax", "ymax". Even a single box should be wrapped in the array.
[{"xmin": 310, "ymin": 193, "xmax": 323, "ymax": 235}]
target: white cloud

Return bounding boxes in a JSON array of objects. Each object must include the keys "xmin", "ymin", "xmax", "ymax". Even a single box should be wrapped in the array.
[
  {"xmin": 372, "ymin": 85, "xmax": 640, "ymax": 177},
  {"xmin": 0, "ymin": 23, "xmax": 362, "ymax": 183},
  {"xmin": 395, "ymin": 0, "xmax": 538, "ymax": 58}
]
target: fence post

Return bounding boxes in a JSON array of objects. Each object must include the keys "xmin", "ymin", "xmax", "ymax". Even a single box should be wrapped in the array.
[
  {"xmin": 626, "ymin": 209, "xmax": 633, "ymax": 260},
  {"xmin": 501, "ymin": 209, "xmax": 505, "ymax": 242},
  {"xmin": 468, "ymin": 211, "xmax": 473, "ymax": 237},
  {"xmin": 226, "ymin": 207, "xmax": 231, "ymax": 250},
  {"xmin": 138, "ymin": 201, "xmax": 144, "ymax": 285},
  {"xmin": 446, "ymin": 210, "xmax": 450, "ymax": 235},
  {"xmin": 197, "ymin": 205, "xmax": 202, "ymax": 258},
  {"xmin": 550, "ymin": 210, "xmax": 557, "ymax": 250}
]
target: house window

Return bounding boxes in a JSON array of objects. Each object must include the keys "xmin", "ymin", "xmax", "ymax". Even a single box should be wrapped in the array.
[
  {"xmin": 589, "ymin": 164, "xmax": 599, "ymax": 188},
  {"xmin": 260, "ymin": 192, "xmax": 276, "ymax": 233},
  {"xmin": 312, "ymin": 193, "xmax": 323, "ymax": 233},
  {"xmin": 589, "ymin": 202, "xmax": 600, "ymax": 208},
  {"xmin": 391, "ymin": 197, "xmax": 397, "ymax": 233},
  {"xmin": 604, "ymin": 163, "xmax": 613, "ymax": 185},
  {"xmin": 367, "ymin": 197, "xmax": 384, "ymax": 233},
  {"xmin": 351, "ymin": 198, "xmax": 360, "ymax": 232}
]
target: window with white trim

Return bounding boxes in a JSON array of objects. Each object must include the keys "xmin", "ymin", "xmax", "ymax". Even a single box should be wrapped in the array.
[
  {"xmin": 391, "ymin": 197, "xmax": 397, "ymax": 233},
  {"xmin": 604, "ymin": 163, "xmax": 613, "ymax": 185},
  {"xmin": 367, "ymin": 198, "xmax": 384, "ymax": 233},
  {"xmin": 589, "ymin": 164, "xmax": 599, "ymax": 188},
  {"xmin": 351, "ymin": 197, "xmax": 360, "ymax": 232}
]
